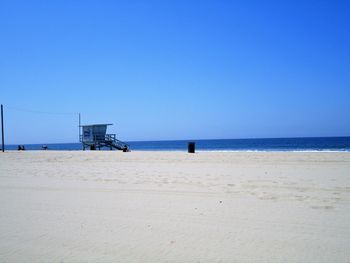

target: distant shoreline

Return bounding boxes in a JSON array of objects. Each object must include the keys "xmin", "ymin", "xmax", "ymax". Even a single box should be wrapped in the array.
[
  {"xmin": 3, "ymin": 137, "xmax": 350, "ymax": 152},
  {"xmin": 2, "ymin": 150, "xmax": 350, "ymax": 153}
]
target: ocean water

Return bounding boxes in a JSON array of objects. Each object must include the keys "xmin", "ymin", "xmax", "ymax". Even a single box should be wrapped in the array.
[{"xmin": 4, "ymin": 137, "xmax": 350, "ymax": 152}]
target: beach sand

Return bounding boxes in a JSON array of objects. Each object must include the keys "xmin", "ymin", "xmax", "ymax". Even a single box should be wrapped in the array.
[{"xmin": 0, "ymin": 151, "xmax": 349, "ymax": 262}]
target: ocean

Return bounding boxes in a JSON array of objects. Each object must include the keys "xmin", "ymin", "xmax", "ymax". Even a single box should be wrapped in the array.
[{"xmin": 4, "ymin": 137, "xmax": 350, "ymax": 152}]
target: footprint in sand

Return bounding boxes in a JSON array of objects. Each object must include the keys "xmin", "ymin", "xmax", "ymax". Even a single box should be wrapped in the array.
[{"xmin": 310, "ymin": 205, "xmax": 334, "ymax": 210}]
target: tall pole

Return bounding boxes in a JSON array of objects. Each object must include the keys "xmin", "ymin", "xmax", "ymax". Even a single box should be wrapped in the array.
[
  {"xmin": 79, "ymin": 113, "xmax": 81, "ymax": 142},
  {"xmin": 1, "ymin": 104, "xmax": 4, "ymax": 152}
]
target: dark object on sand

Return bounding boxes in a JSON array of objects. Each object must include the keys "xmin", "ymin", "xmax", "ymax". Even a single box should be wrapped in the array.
[
  {"xmin": 90, "ymin": 144, "xmax": 96, "ymax": 150},
  {"xmin": 42, "ymin": 145, "xmax": 48, "ymax": 150},
  {"xmin": 188, "ymin": 142, "xmax": 195, "ymax": 153},
  {"xmin": 17, "ymin": 145, "xmax": 25, "ymax": 151}
]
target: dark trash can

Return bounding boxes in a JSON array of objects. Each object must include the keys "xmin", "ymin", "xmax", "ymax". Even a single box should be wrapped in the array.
[
  {"xmin": 90, "ymin": 144, "xmax": 96, "ymax": 150},
  {"xmin": 188, "ymin": 142, "xmax": 195, "ymax": 153}
]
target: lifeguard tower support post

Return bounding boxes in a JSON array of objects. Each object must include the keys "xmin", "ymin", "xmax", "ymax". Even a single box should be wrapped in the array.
[{"xmin": 80, "ymin": 124, "xmax": 129, "ymax": 151}]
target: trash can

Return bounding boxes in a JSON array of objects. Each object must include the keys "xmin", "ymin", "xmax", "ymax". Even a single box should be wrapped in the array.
[
  {"xmin": 188, "ymin": 142, "xmax": 195, "ymax": 153},
  {"xmin": 90, "ymin": 144, "xmax": 96, "ymax": 150}
]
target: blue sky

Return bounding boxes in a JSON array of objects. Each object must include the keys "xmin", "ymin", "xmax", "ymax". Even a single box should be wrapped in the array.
[{"xmin": 1, "ymin": 0, "xmax": 349, "ymax": 144}]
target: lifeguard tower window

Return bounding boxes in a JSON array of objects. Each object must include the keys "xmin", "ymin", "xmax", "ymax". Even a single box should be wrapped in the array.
[{"xmin": 80, "ymin": 124, "xmax": 129, "ymax": 151}]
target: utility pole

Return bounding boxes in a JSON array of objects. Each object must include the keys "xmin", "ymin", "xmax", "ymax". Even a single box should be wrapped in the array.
[
  {"xmin": 1, "ymin": 104, "xmax": 4, "ymax": 152},
  {"xmin": 79, "ymin": 113, "xmax": 81, "ymax": 142}
]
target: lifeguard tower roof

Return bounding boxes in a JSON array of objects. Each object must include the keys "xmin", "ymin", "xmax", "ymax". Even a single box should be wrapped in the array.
[{"xmin": 81, "ymin": 124, "xmax": 113, "ymax": 127}]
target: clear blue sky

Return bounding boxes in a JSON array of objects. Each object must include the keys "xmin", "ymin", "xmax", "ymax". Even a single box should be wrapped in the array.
[{"xmin": 1, "ymin": 0, "xmax": 349, "ymax": 144}]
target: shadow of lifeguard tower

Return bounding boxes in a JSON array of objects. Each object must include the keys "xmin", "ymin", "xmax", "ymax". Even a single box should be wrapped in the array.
[{"xmin": 80, "ymin": 124, "xmax": 129, "ymax": 151}]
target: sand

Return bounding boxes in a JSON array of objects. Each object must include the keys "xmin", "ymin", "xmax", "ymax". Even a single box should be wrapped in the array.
[{"xmin": 0, "ymin": 151, "xmax": 350, "ymax": 262}]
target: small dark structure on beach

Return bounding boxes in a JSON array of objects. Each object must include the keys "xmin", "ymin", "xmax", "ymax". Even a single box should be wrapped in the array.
[
  {"xmin": 188, "ymin": 142, "xmax": 195, "ymax": 153},
  {"xmin": 80, "ymin": 124, "xmax": 129, "ymax": 151},
  {"xmin": 17, "ymin": 145, "xmax": 25, "ymax": 151}
]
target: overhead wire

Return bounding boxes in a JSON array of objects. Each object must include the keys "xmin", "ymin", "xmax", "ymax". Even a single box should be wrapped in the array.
[{"xmin": 5, "ymin": 105, "xmax": 78, "ymax": 115}]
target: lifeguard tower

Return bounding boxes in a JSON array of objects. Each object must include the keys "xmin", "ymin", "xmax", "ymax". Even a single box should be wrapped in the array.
[{"xmin": 80, "ymin": 124, "xmax": 129, "ymax": 151}]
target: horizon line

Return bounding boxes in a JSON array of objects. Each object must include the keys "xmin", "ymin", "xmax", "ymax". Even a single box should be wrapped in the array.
[{"xmin": 5, "ymin": 135, "xmax": 350, "ymax": 146}]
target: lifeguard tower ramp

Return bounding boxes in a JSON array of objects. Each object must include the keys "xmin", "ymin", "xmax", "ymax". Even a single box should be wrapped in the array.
[{"xmin": 80, "ymin": 124, "xmax": 129, "ymax": 151}]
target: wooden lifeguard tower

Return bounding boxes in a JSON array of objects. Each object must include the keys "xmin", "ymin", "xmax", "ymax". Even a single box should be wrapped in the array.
[{"xmin": 80, "ymin": 123, "xmax": 129, "ymax": 151}]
